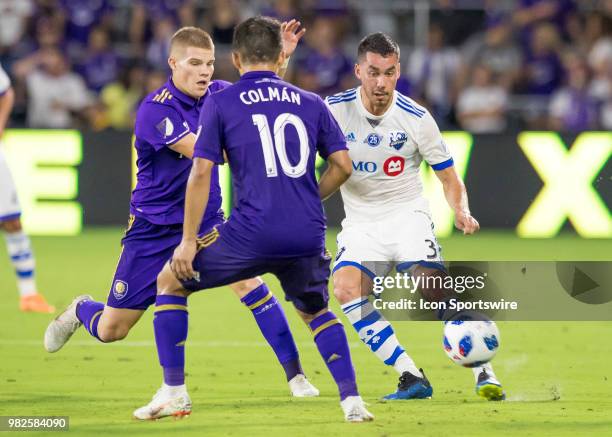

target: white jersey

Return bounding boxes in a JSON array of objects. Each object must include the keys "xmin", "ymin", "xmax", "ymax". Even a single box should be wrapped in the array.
[
  {"xmin": 0, "ymin": 63, "xmax": 10, "ymax": 96},
  {"xmin": 0, "ymin": 62, "xmax": 20, "ymax": 220},
  {"xmin": 325, "ymin": 87, "xmax": 453, "ymax": 223}
]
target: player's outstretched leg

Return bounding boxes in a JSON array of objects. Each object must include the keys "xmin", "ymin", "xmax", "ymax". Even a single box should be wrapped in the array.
[
  {"xmin": 473, "ymin": 363, "xmax": 505, "ymax": 401},
  {"xmin": 233, "ymin": 278, "xmax": 318, "ymax": 397},
  {"xmin": 334, "ymin": 266, "xmax": 432, "ymax": 400},
  {"xmin": 2, "ymin": 219, "xmax": 54, "ymax": 313},
  {"xmin": 301, "ymin": 309, "xmax": 373, "ymax": 422},
  {"xmin": 134, "ymin": 263, "xmax": 191, "ymax": 420},
  {"xmin": 44, "ymin": 295, "xmax": 92, "ymax": 352}
]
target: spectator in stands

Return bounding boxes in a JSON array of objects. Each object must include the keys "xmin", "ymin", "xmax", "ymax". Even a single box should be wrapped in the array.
[
  {"xmin": 0, "ymin": 0, "xmax": 33, "ymax": 60},
  {"xmin": 513, "ymin": 0, "xmax": 577, "ymax": 47},
  {"xmin": 408, "ymin": 22, "xmax": 460, "ymax": 122},
  {"xmin": 585, "ymin": 13, "xmax": 612, "ymax": 130},
  {"xmin": 92, "ymin": 64, "xmax": 146, "ymax": 130},
  {"xmin": 16, "ymin": 47, "xmax": 92, "ymax": 128},
  {"xmin": 58, "ymin": 0, "xmax": 113, "ymax": 60},
  {"xmin": 204, "ymin": 0, "xmax": 241, "ymax": 45},
  {"xmin": 130, "ymin": 0, "xmax": 195, "ymax": 51},
  {"xmin": 522, "ymin": 23, "xmax": 563, "ymax": 95},
  {"xmin": 294, "ymin": 16, "xmax": 354, "ymax": 96},
  {"xmin": 146, "ymin": 18, "xmax": 174, "ymax": 71},
  {"xmin": 461, "ymin": 14, "xmax": 522, "ymax": 91},
  {"xmin": 549, "ymin": 52, "xmax": 597, "ymax": 132},
  {"xmin": 144, "ymin": 69, "xmax": 167, "ymax": 95},
  {"xmin": 261, "ymin": 0, "xmax": 299, "ymax": 23},
  {"xmin": 457, "ymin": 64, "xmax": 508, "ymax": 133},
  {"xmin": 78, "ymin": 26, "xmax": 119, "ymax": 93}
]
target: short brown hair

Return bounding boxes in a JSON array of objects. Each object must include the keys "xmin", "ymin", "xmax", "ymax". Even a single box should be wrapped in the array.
[
  {"xmin": 170, "ymin": 26, "xmax": 213, "ymax": 53},
  {"xmin": 232, "ymin": 16, "xmax": 282, "ymax": 65},
  {"xmin": 357, "ymin": 32, "xmax": 400, "ymax": 61}
]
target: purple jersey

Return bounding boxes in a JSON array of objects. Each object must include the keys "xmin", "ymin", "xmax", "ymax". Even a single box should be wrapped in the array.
[
  {"xmin": 194, "ymin": 70, "xmax": 347, "ymax": 257},
  {"xmin": 131, "ymin": 78, "xmax": 230, "ymax": 226}
]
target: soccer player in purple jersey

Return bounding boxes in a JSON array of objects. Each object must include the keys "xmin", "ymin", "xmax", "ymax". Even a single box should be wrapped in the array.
[
  {"xmin": 44, "ymin": 23, "xmax": 320, "ymax": 397},
  {"xmin": 134, "ymin": 16, "xmax": 374, "ymax": 423}
]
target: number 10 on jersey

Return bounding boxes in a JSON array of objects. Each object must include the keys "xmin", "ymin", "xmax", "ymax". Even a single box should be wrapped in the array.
[{"xmin": 252, "ymin": 113, "xmax": 310, "ymax": 178}]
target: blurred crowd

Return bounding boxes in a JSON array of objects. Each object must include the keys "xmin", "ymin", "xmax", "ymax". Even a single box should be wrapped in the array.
[{"xmin": 1, "ymin": 0, "xmax": 611, "ymax": 133}]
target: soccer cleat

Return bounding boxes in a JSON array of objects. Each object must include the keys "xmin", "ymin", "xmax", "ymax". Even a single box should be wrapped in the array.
[
  {"xmin": 133, "ymin": 387, "xmax": 192, "ymax": 420},
  {"xmin": 44, "ymin": 295, "xmax": 92, "ymax": 352},
  {"xmin": 288, "ymin": 374, "xmax": 319, "ymax": 397},
  {"xmin": 383, "ymin": 368, "xmax": 433, "ymax": 400},
  {"xmin": 340, "ymin": 396, "xmax": 374, "ymax": 422},
  {"xmin": 20, "ymin": 293, "xmax": 55, "ymax": 313},
  {"xmin": 476, "ymin": 369, "xmax": 506, "ymax": 401}
]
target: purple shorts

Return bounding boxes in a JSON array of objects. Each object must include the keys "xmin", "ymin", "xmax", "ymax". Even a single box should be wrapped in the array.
[
  {"xmin": 106, "ymin": 214, "xmax": 224, "ymax": 310},
  {"xmin": 179, "ymin": 224, "xmax": 332, "ymax": 314}
]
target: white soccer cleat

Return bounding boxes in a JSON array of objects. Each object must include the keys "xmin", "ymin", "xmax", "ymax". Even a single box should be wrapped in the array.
[
  {"xmin": 133, "ymin": 387, "xmax": 192, "ymax": 420},
  {"xmin": 288, "ymin": 374, "xmax": 319, "ymax": 397},
  {"xmin": 340, "ymin": 396, "xmax": 374, "ymax": 422},
  {"xmin": 44, "ymin": 295, "xmax": 93, "ymax": 353}
]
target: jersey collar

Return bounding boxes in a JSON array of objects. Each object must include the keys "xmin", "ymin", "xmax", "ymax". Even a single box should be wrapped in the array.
[
  {"xmin": 240, "ymin": 70, "xmax": 281, "ymax": 81},
  {"xmin": 167, "ymin": 78, "xmax": 201, "ymax": 107},
  {"xmin": 355, "ymin": 86, "xmax": 397, "ymax": 120}
]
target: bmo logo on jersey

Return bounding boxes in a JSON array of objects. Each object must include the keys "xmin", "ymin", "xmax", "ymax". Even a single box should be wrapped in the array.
[
  {"xmin": 352, "ymin": 160, "xmax": 378, "ymax": 173},
  {"xmin": 383, "ymin": 156, "xmax": 405, "ymax": 176}
]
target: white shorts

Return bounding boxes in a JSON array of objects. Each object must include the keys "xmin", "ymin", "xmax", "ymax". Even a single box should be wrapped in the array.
[
  {"xmin": 0, "ymin": 147, "xmax": 21, "ymax": 221},
  {"xmin": 333, "ymin": 197, "xmax": 444, "ymax": 278}
]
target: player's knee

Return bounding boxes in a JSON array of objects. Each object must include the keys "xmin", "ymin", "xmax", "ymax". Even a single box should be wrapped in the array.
[
  {"xmin": 332, "ymin": 274, "xmax": 361, "ymax": 304},
  {"xmin": 1, "ymin": 218, "xmax": 22, "ymax": 233},
  {"xmin": 230, "ymin": 277, "xmax": 263, "ymax": 298},
  {"xmin": 156, "ymin": 263, "xmax": 187, "ymax": 296},
  {"xmin": 97, "ymin": 323, "xmax": 130, "ymax": 343}
]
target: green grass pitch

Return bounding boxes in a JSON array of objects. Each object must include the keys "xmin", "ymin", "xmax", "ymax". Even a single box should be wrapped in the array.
[{"xmin": 0, "ymin": 229, "xmax": 611, "ymax": 436}]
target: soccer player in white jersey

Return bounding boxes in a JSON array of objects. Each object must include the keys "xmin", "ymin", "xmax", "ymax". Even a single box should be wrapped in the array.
[
  {"xmin": 325, "ymin": 33, "xmax": 505, "ymax": 401},
  {"xmin": 0, "ymin": 63, "xmax": 55, "ymax": 313}
]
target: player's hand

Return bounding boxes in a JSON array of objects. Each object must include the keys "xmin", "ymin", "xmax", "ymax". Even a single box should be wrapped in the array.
[
  {"xmin": 281, "ymin": 19, "xmax": 306, "ymax": 58},
  {"xmin": 455, "ymin": 210, "xmax": 480, "ymax": 235},
  {"xmin": 170, "ymin": 239, "xmax": 197, "ymax": 281}
]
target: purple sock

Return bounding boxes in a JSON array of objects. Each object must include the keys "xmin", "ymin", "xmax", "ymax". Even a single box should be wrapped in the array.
[
  {"xmin": 241, "ymin": 284, "xmax": 302, "ymax": 381},
  {"xmin": 154, "ymin": 295, "xmax": 188, "ymax": 386},
  {"xmin": 76, "ymin": 299, "xmax": 105, "ymax": 342},
  {"xmin": 309, "ymin": 311, "xmax": 358, "ymax": 400}
]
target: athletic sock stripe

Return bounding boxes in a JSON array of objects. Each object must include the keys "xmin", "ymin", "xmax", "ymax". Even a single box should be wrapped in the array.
[
  {"xmin": 311, "ymin": 319, "xmax": 342, "ymax": 337},
  {"xmin": 342, "ymin": 299, "xmax": 368, "ymax": 314},
  {"xmin": 248, "ymin": 292, "xmax": 273, "ymax": 310},
  {"xmin": 383, "ymin": 346, "xmax": 405, "ymax": 365},
  {"xmin": 154, "ymin": 304, "xmax": 188, "ymax": 313},
  {"xmin": 10, "ymin": 252, "xmax": 32, "ymax": 261},
  {"xmin": 16, "ymin": 270, "xmax": 34, "ymax": 278},
  {"xmin": 89, "ymin": 310, "xmax": 103, "ymax": 333},
  {"xmin": 353, "ymin": 310, "xmax": 382, "ymax": 332},
  {"xmin": 367, "ymin": 325, "xmax": 394, "ymax": 352}
]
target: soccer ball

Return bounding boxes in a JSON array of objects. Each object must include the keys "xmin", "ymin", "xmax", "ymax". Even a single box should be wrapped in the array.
[{"xmin": 443, "ymin": 320, "xmax": 500, "ymax": 367}]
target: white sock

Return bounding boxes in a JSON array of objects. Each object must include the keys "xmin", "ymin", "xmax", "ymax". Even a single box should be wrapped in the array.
[
  {"xmin": 4, "ymin": 231, "xmax": 36, "ymax": 296},
  {"xmin": 341, "ymin": 297, "xmax": 421, "ymax": 377},
  {"xmin": 472, "ymin": 362, "xmax": 498, "ymax": 383},
  {"xmin": 162, "ymin": 383, "xmax": 187, "ymax": 396}
]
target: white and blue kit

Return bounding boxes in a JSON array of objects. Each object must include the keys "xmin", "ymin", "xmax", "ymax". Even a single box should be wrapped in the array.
[
  {"xmin": 325, "ymin": 87, "xmax": 452, "ymax": 278},
  {"xmin": 0, "ymin": 64, "xmax": 20, "ymax": 222}
]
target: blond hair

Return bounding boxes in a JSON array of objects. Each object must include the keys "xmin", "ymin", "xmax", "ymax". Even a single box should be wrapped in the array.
[{"xmin": 170, "ymin": 27, "xmax": 213, "ymax": 53}]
